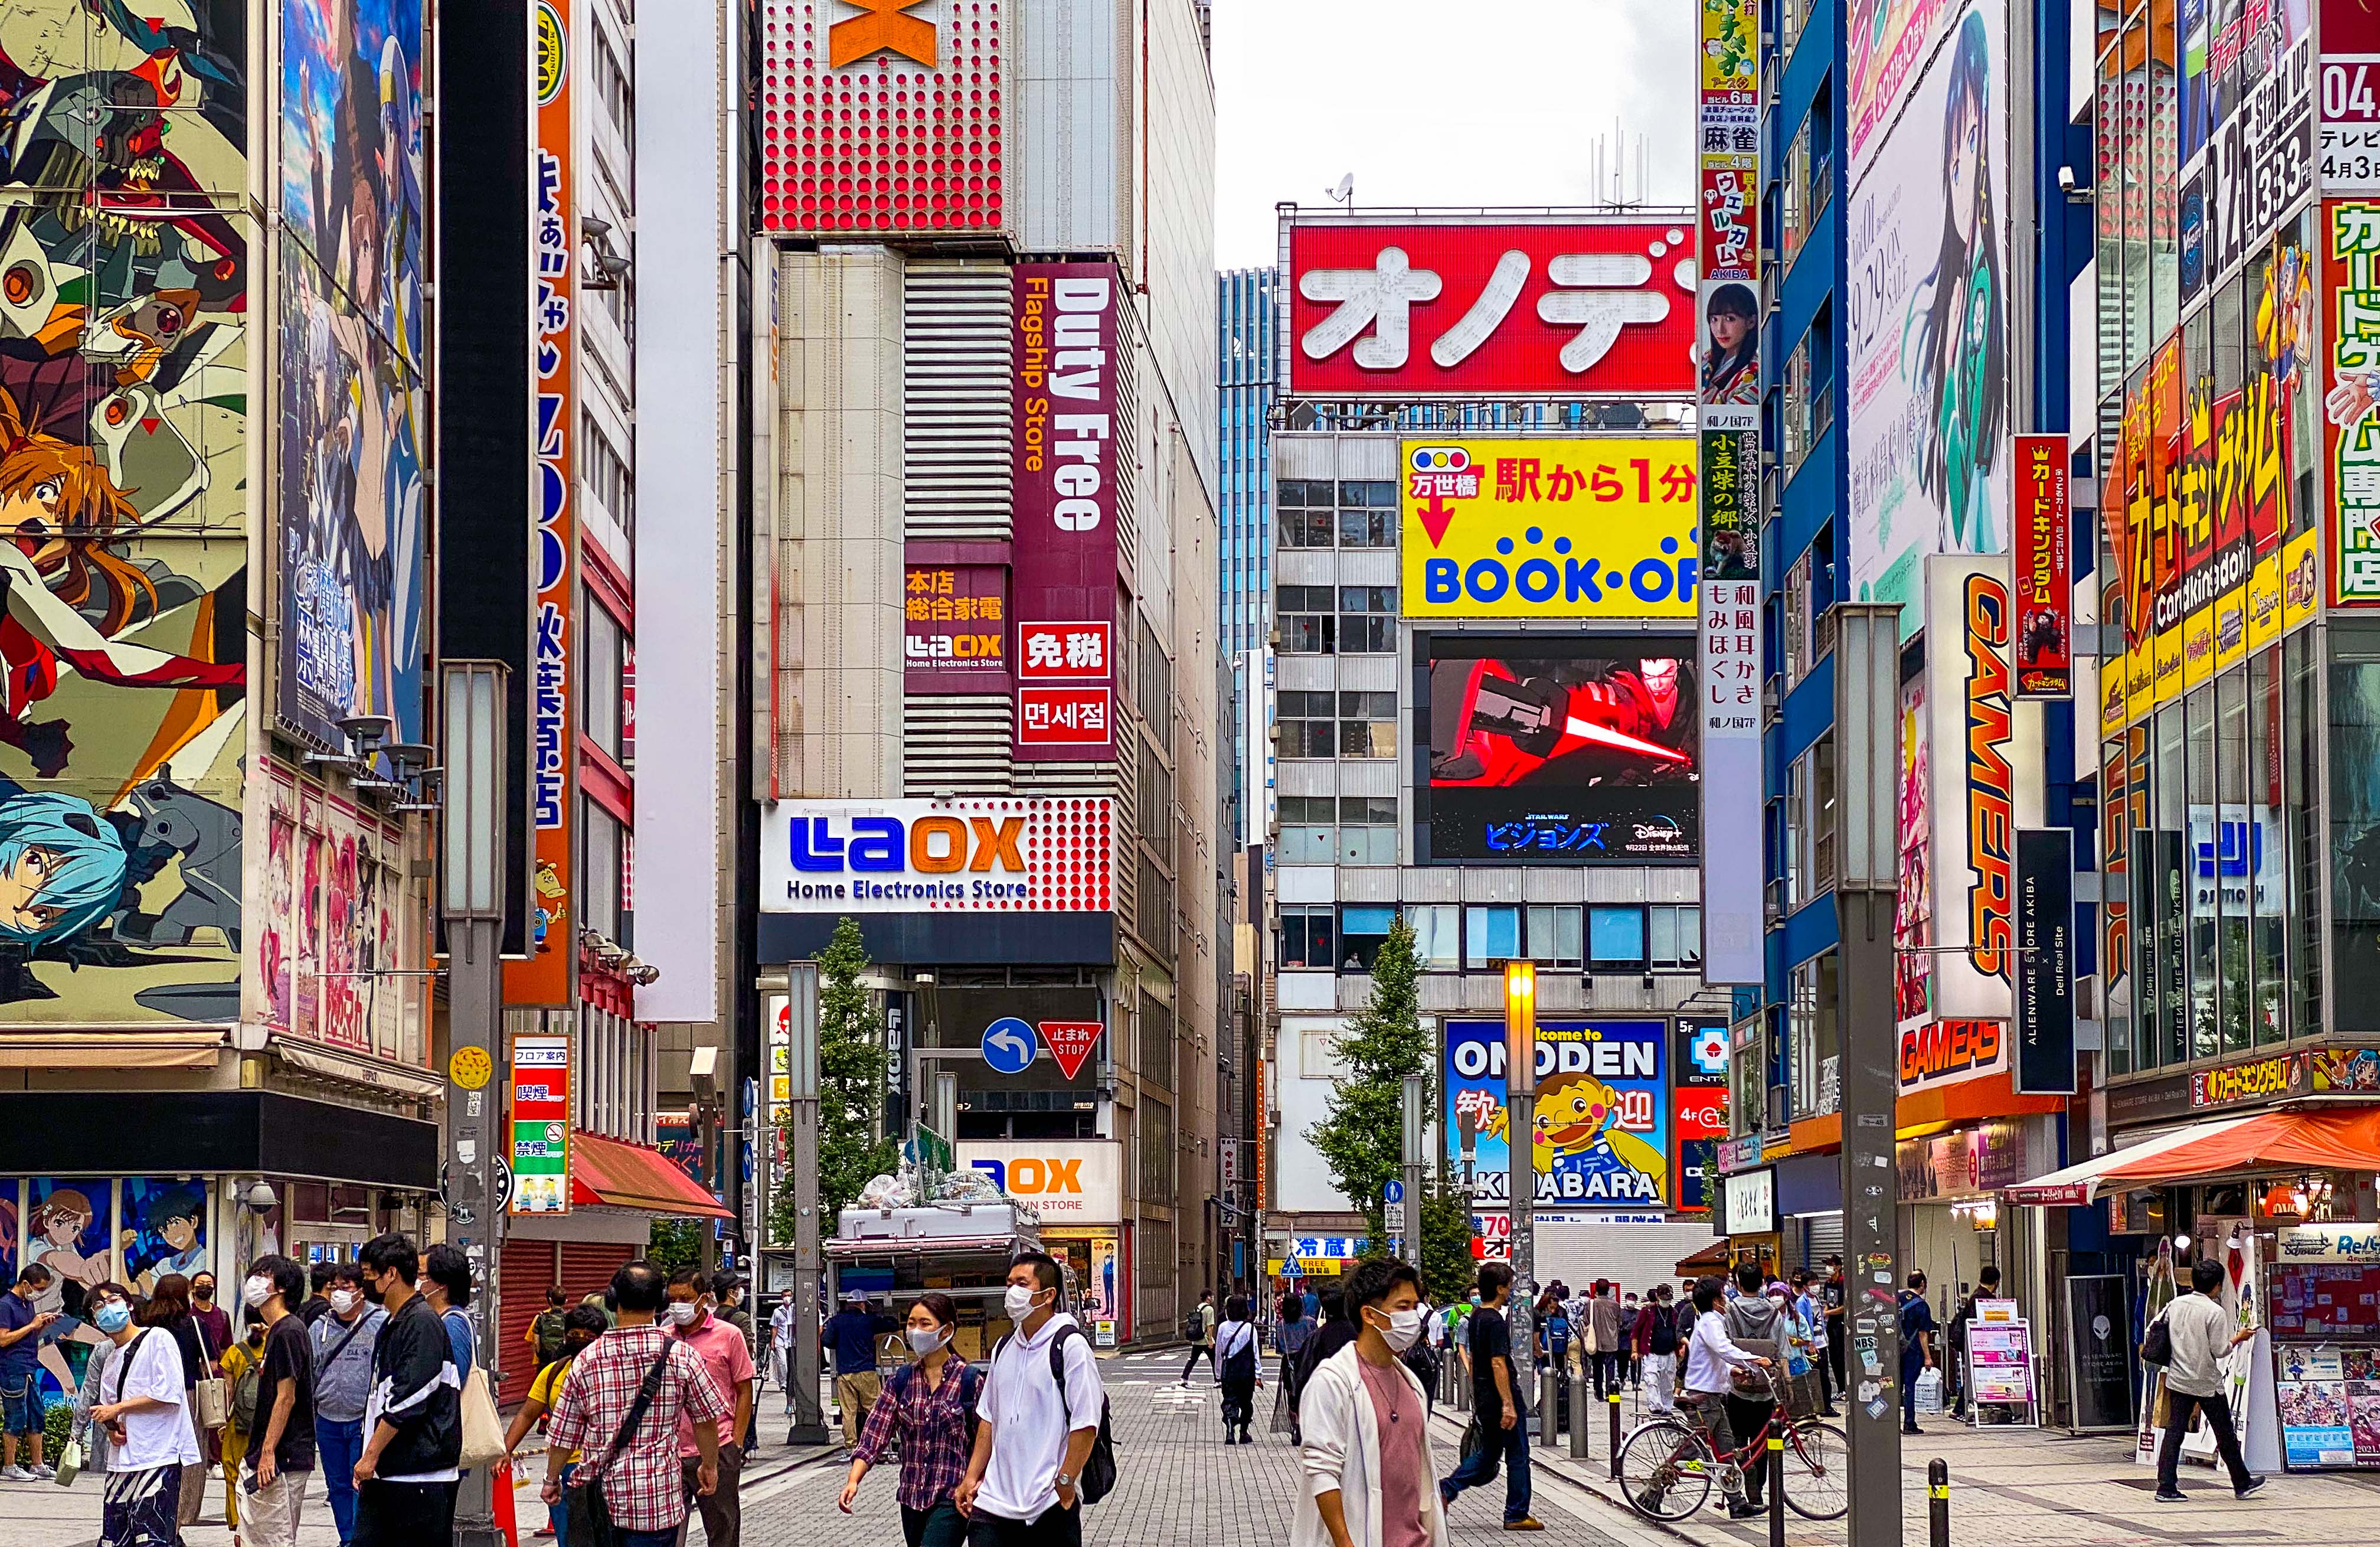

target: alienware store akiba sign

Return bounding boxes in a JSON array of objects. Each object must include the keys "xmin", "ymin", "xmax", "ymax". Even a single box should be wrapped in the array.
[{"xmin": 761, "ymin": 799, "xmax": 1114, "ymax": 912}]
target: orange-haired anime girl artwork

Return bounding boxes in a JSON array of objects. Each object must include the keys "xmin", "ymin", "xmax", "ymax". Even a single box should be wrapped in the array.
[{"xmin": 0, "ymin": 388, "xmax": 241, "ymax": 776}]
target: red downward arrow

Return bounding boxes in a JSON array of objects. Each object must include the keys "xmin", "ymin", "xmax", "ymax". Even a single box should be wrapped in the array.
[{"xmin": 1416, "ymin": 492, "xmax": 1460, "ymax": 547}]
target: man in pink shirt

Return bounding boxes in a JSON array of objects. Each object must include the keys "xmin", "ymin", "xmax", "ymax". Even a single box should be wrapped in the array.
[{"xmin": 668, "ymin": 1268, "xmax": 757, "ymax": 1546}]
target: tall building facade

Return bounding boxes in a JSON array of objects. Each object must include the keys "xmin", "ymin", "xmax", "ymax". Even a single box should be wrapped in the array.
[{"xmin": 749, "ymin": 0, "xmax": 1225, "ymax": 1339}]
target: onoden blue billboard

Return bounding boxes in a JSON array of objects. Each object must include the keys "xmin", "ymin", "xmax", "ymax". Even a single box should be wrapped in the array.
[{"xmin": 1446, "ymin": 1019, "xmax": 1670, "ymax": 1207}]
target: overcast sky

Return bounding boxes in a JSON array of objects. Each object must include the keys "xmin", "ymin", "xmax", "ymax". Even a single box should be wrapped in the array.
[{"xmin": 1209, "ymin": 0, "xmax": 1695, "ymax": 270}]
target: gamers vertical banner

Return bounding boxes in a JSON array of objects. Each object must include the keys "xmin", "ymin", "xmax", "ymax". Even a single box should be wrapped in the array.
[
  {"xmin": 510, "ymin": 0, "xmax": 576, "ymax": 1007},
  {"xmin": 1446, "ymin": 1020, "xmax": 1672, "ymax": 1208},
  {"xmin": 2012, "ymin": 433, "xmax": 2072, "ymax": 698},
  {"xmin": 1012, "ymin": 262, "xmax": 1120, "ymax": 759}
]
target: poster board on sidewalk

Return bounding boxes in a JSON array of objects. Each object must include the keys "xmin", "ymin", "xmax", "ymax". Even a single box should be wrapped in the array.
[{"xmin": 1964, "ymin": 1318, "xmax": 2040, "ymax": 1428}]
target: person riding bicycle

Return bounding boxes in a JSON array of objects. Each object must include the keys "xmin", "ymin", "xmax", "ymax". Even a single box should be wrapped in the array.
[{"xmin": 1637, "ymin": 1276, "xmax": 1769, "ymax": 1520}]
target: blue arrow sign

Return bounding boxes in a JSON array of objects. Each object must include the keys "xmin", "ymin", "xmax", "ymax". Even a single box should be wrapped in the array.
[
  {"xmin": 1383, "ymin": 1179, "xmax": 1404, "ymax": 1203},
  {"xmin": 981, "ymin": 1017, "xmax": 1036, "ymax": 1075}
]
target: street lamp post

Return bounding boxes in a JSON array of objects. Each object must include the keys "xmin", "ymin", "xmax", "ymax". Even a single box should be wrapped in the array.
[
  {"xmin": 1502, "ymin": 961, "xmax": 1537, "ymax": 1423},
  {"xmin": 440, "ymin": 662, "xmax": 507, "ymax": 1547},
  {"xmin": 1400, "ymin": 1072, "xmax": 1426, "ymax": 1267}
]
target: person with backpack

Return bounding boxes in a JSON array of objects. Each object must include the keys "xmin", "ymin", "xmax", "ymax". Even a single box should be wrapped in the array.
[
  {"xmin": 1212, "ymin": 1294, "xmax": 1261, "ymax": 1443},
  {"xmin": 527, "ymin": 1286, "xmax": 571, "ymax": 1373},
  {"xmin": 1181, "ymin": 1290, "xmax": 1218, "ymax": 1385},
  {"xmin": 1399, "ymin": 1295, "xmax": 1443, "ymax": 1415},
  {"xmin": 1638, "ymin": 1284, "xmax": 1681, "ymax": 1415},
  {"xmin": 841, "ymin": 1293, "xmax": 983, "ymax": 1547},
  {"xmin": 955, "ymin": 1251, "xmax": 1110, "ymax": 1547},
  {"xmin": 217, "ymin": 1308, "xmax": 267, "ymax": 1532},
  {"xmin": 1273, "ymin": 1294, "xmax": 1317, "ymax": 1444}
]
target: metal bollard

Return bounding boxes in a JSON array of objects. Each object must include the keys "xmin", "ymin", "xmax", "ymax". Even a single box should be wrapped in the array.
[
  {"xmin": 1767, "ymin": 1434, "xmax": 1786, "ymax": 1547},
  {"xmin": 1539, "ymin": 1370, "xmax": 1558, "ymax": 1447},
  {"xmin": 1607, "ymin": 1391, "xmax": 1623, "ymax": 1479},
  {"xmin": 1928, "ymin": 1458, "xmax": 1950, "ymax": 1547},
  {"xmin": 1569, "ymin": 1373, "xmax": 1589, "ymax": 1460}
]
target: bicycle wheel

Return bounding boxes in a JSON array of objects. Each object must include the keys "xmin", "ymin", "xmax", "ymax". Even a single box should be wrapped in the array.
[
  {"xmin": 1781, "ymin": 1419, "xmax": 1849, "ymax": 1521},
  {"xmin": 1616, "ymin": 1419, "xmax": 1715, "ymax": 1523}
]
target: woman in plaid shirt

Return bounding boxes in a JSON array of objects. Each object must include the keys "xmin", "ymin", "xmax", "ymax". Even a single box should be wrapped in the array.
[
  {"xmin": 540, "ymin": 1262, "xmax": 730, "ymax": 1547},
  {"xmin": 838, "ymin": 1293, "xmax": 981, "ymax": 1547}
]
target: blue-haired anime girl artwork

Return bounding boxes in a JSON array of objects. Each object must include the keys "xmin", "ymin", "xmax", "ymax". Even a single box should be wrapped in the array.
[
  {"xmin": 0, "ymin": 786, "xmax": 130, "ymax": 993},
  {"xmin": 1903, "ymin": 7, "xmax": 2008, "ymax": 556}
]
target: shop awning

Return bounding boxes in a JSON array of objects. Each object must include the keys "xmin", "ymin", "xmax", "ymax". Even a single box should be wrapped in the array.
[
  {"xmin": 568, "ymin": 1130, "xmax": 733, "ymax": 1219},
  {"xmin": 1675, "ymin": 1237, "xmax": 1732, "ymax": 1276},
  {"xmin": 2005, "ymin": 1107, "xmax": 2380, "ymax": 1205}
]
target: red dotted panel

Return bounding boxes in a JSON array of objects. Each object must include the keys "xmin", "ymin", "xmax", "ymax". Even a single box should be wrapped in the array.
[{"xmin": 758, "ymin": 0, "xmax": 1006, "ymax": 236}]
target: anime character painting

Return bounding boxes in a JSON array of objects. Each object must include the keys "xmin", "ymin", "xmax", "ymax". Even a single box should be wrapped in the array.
[
  {"xmin": 1532, "ymin": 1070, "xmax": 1670, "ymax": 1198},
  {"xmin": 1901, "ymin": 8, "xmax": 2008, "ymax": 557}
]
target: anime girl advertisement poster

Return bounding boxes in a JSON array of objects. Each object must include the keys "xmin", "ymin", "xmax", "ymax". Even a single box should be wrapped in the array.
[
  {"xmin": 1894, "ymin": 673, "xmax": 1933, "ymax": 1026},
  {"xmin": 1846, "ymin": 0, "xmax": 2010, "ymax": 639},
  {"xmin": 1445, "ymin": 1019, "xmax": 1671, "ymax": 1209}
]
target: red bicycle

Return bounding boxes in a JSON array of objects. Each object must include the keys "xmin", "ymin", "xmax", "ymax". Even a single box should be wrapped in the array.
[{"xmin": 1616, "ymin": 1367, "xmax": 1848, "ymax": 1522}]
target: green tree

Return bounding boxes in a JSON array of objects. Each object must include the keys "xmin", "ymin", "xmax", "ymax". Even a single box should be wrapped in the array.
[
  {"xmin": 1417, "ymin": 1182, "xmax": 1477, "ymax": 1306},
  {"xmin": 1306, "ymin": 919, "xmax": 1431, "ymax": 1246},
  {"xmin": 771, "ymin": 917, "xmax": 900, "ymax": 1241},
  {"xmin": 647, "ymin": 1217, "xmax": 702, "ymax": 1272}
]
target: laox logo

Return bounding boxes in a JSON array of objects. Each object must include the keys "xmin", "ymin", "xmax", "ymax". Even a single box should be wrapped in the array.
[
  {"xmin": 969, "ymin": 1156, "xmax": 1085, "ymax": 1194},
  {"xmin": 789, "ymin": 813, "xmax": 1025, "ymax": 874}
]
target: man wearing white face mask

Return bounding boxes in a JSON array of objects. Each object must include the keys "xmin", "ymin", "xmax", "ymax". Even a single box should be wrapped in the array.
[
  {"xmin": 1292, "ymin": 1258, "xmax": 1450, "ymax": 1547},
  {"xmin": 955, "ymin": 1252, "xmax": 1106, "ymax": 1546},
  {"xmin": 309, "ymin": 1264, "xmax": 386, "ymax": 1547},
  {"xmin": 666, "ymin": 1267, "xmax": 755, "ymax": 1545}
]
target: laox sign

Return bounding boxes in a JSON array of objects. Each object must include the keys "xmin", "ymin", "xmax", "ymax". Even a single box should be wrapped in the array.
[{"xmin": 760, "ymin": 798, "xmax": 1113, "ymax": 913}]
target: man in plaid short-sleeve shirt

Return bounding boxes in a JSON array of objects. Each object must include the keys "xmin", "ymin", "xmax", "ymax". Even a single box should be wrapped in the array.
[{"xmin": 543, "ymin": 1262, "xmax": 730, "ymax": 1543}]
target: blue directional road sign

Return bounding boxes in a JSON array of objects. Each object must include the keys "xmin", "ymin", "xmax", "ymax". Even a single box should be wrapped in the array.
[
  {"xmin": 981, "ymin": 1017, "xmax": 1037, "ymax": 1074},
  {"xmin": 1383, "ymin": 1179, "xmax": 1404, "ymax": 1203}
]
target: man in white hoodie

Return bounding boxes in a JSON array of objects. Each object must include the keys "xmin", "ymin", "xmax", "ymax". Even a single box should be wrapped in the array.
[{"xmin": 1293, "ymin": 1259, "xmax": 1451, "ymax": 1547}]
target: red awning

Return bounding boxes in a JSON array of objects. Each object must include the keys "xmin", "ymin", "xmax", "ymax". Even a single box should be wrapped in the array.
[
  {"xmin": 2005, "ymin": 1107, "xmax": 2380, "ymax": 1205},
  {"xmin": 568, "ymin": 1130, "xmax": 734, "ymax": 1219}
]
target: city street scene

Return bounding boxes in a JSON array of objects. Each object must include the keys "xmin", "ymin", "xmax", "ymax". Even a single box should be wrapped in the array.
[{"xmin": 0, "ymin": 0, "xmax": 2374, "ymax": 1545}]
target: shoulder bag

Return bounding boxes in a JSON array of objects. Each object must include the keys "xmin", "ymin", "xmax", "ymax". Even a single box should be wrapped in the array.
[
  {"xmin": 190, "ymin": 1320, "xmax": 230, "ymax": 1432},
  {"xmin": 566, "ymin": 1346, "xmax": 676, "ymax": 1547},
  {"xmin": 458, "ymin": 1364, "xmax": 508, "ymax": 1467},
  {"xmin": 2140, "ymin": 1311, "xmax": 2173, "ymax": 1368}
]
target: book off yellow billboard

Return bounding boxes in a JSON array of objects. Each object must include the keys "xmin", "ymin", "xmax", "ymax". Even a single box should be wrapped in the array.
[{"xmin": 1400, "ymin": 439, "xmax": 1701, "ymax": 619}]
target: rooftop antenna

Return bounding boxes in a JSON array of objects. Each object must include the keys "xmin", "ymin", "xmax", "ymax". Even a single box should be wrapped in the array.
[
  {"xmin": 1326, "ymin": 172, "xmax": 1354, "ymax": 207},
  {"xmin": 1588, "ymin": 123, "xmax": 1647, "ymax": 212}
]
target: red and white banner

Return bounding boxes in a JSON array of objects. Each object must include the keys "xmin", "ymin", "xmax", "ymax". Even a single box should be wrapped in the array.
[
  {"xmin": 1012, "ymin": 262, "xmax": 1120, "ymax": 758},
  {"xmin": 1282, "ymin": 218, "xmax": 1698, "ymax": 400}
]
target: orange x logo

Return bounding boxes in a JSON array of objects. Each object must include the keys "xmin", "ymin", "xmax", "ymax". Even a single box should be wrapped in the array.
[{"xmin": 831, "ymin": 0, "xmax": 936, "ymax": 68}]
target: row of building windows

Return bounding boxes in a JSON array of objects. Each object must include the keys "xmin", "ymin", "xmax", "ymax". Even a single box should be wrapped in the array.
[
  {"xmin": 1277, "ymin": 478, "xmax": 1400, "ymax": 549},
  {"xmin": 1277, "ymin": 690, "xmax": 1395, "ymax": 759},
  {"xmin": 1279, "ymin": 903, "xmax": 1701, "ymax": 974},
  {"xmin": 1279, "ymin": 585, "xmax": 1396, "ymax": 653}
]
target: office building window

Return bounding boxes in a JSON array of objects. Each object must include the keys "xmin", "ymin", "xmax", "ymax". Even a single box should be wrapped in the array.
[
  {"xmin": 1277, "ymin": 795, "xmax": 1335, "ymax": 863},
  {"xmin": 1589, "ymin": 905, "xmax": 1647, "ymax": 968},
  {"xmin": 1526, "ymin": 905, "xmax": 1584, "ymax": 967},
  {"xmin": 1336, "ymin": 479, "xmax": 1398, "ymax": 547},
  {"xmin": 1405, "ymin": 905, "xmax": 1460, "ymax": 968},
  {"xmin": 1465, "ymin": 905, "xmax": 1521, "ymax": 966},
  {"xmin": 1341, "ymin": 906, "xmax": 1396, "ymax": 970},
  {"xmin": 1279, "ymin": 586, "xmax": 1335, "ymax": 652},
  {"xmin": 1279, "ymin": 691, "xmax": 1336, "ymax": 757},
  {"xmin": 1278, "ymin": 479, "xmax": 1335, "ymax": 547},
  {"xmin": 1281, "ymin": 905, "xmax": 1336, "ymax": 970},
  {"xmin": 1337, "ymin": 691, "xmax": 1397, "ymax": 757},
  {"xmin": 1649, "ymin": 906, "xmax": 1702, "ymax": 971},
  {"xmin": 1339, "ymin": 586, "xmax": 1397, "ymax": 653}
]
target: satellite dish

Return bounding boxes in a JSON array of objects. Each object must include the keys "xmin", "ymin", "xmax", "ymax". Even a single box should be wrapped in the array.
[{"xmin": 1328, "ymin": 174, "xmax": 1354, "ymax": 205}]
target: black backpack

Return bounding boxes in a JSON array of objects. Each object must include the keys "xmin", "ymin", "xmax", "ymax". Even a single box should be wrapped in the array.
[
  {"xmin": 993, "ymin": 1323, "xmax": 1117, "ymax": 1504},
  {"xmin": 887, "ymin": 1359, "xmax": 985, "ymax": 1451}
]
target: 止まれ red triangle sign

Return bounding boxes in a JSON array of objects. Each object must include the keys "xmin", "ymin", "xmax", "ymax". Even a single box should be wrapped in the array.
[{"xmin": 1039, "ymin": 1021, "xmax": 1102, "ymax": 1081}]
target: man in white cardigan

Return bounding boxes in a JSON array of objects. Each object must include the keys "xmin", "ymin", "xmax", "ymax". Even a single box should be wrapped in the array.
[{"xmin": 1293, "ymin": 1259, "xmax": 1453, "ymax": 1547}]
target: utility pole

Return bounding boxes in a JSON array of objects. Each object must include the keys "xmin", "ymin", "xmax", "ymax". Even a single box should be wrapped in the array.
[
  {"xmin": 1833, "ymin": 605, "xmax": 1904, "ymax": 1547},
  {"xmin": 1502, "ymin": 962, "xmax": 1536, "ymax": 1407},
  {"xmin": 786, "ymin": 960, "xmax": 829, "ymax": 1446},
  {"xmin": 440, "ymin": 662, "xmax": 508, "ymax": 1547},
  {"xmin": 1400, "ymin": 1073, "xmax": 1426, "ymax": 1266}
]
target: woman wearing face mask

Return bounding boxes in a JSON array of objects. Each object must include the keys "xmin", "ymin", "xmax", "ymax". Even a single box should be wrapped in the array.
[
  {"xmin": 1213, "ymin": 1294, "xmax": 1261, "ymax": 1444},
  {"xmin": 215, "ymin": 1307, "xmax": 269, "ymax": 1533},
  {"xmin": 1292, "ymin": 1259, "xmax": 1451, "ymax": 1547},
  {"xmin": 838, "ymin": 1293, "xmax": 980, "ymax": 1547},
  {"xmin": 69, "ymin": 1282, "xmax": 137, "ymax": 1477},
  {"xmin": 505, "ymin": 1306, "xmax": 607, "ymax": 1545}
]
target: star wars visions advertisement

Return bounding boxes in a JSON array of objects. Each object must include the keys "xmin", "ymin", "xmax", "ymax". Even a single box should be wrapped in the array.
[{"xmin": 1422, "ymin": 635, "xmax": 1699, "ymax": 862}]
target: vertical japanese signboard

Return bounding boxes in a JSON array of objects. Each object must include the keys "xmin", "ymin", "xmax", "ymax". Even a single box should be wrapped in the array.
[
  {"xmin": 2013, "ymin": 433, "xmax": 2072, "ymax": 698},
  {"xmin": 2013, "ymin": 828, "xmax": 2077, "ymax": 1094},
  {"xmin": 1698, "ymin": 0, "xmax": 1763, "ymax": 988},
  {"xmin": 510, "ymin": 1032, "xmax": 574, "ymax": 1215},
  {"xmin": 903, "ymin": 560, "xmax": 1010, "ymax": 693},
  {"xmin": 2327, "ymin": 198, "xmax": 2380, "ymax": 603},
  {"xmin": 2322, "ymin": 0, "xmax": 2380, "ymax": 191},
  {"xmin": 510, "ymin": 0, "xmax": 576, "ymax": 1004},
  {"xmin": 1012, "ymin": 263, "xmax": 1119, "ymax": 759}
]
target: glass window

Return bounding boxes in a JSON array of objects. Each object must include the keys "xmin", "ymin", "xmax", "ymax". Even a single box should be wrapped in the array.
[
  {"xmin": 1589, "ymin": 906, "xmax": 1646, "ymax": 967},
  {"xmin": 2154, "ymin": 699, "xmax": 2187, "ymax": 1066},
  {"xmin": 2150, "ymin": 0, "xmax": 2178, "ymax": 335},
  {"xmin": 1526, "ymin": 905, "xmax": 1583, "ymax": 968},
  {"xmin": 2123, "ymin": 5, "xmax": 2149, "ymax": 370},
  {"xmin": 1337, "ymin": 690, "xmax": 1397, "ymax": 758},
  {"xmin": 1341, "ymin": 796, "xmax": 1398, "ymax": 826},
  {"xmin": 1280, "ymin": 906, "xmax": 1335, "ymax": 970},
  {"xmin": 1279, "ymin": 826, "xmax": 1336, "ymax": 863},
  {"xmin": 1279, "ymin": 586, "xmax": 1335, "ymax": 652},
  {"xmin": 2248, "ymin": 648, "xmax": 2284, "ymax": 1044},
  {"xmin": 581, "ymin": 797, "xmax": 622, "ymax": 942},
  {"xmin": 1279, "ymin": 690, "xmax": 1335, "ymax": 758},
  {"xmin": 1338, "ymin": 587, "xmax": 1397, "ymax": 654},
  {"xmin": 1341, "ymin": 906, "xmax": 1395, "ymax": 971},
  {"xmin": 1650, "ymin": 906, "xmax": 1702, "ymax": 971},
  {"xmin": 582, "ymin": 603, "xmax": 626, "ymax": 763},
  {"xmin": 2103, "ymin": 733, "xmax": 2136, "ymax": 1073},
  {"xmin": 2330, "ymin": 625, "xmax": 2380, "ymax": 1035},
  {"xmin": 1406, "ymin": 905, "xmax": 1460, "ymax": 969},
  {"xmin": 1466, "ymin": 906, "xmax": 1521, "ymax": 966},
  {"xmin": 1338, "ymin": 504, "xmax": 1395, "ymax": 548},
  {"xmin": 2186, "ymin": 684, "xmax": 2219, "ymax": 1059},
  {"xmin": 2286, "ymin": 629, "xmax": 2320, "ymax": 1037},
  {"xmin": 2216, "ymin": 665, "xmax": 2251, "ymax": 1052}
]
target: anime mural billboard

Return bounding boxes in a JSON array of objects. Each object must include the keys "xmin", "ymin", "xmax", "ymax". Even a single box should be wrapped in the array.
[
  {"xmin": 0, "ymin": 2, "xmax": 253, "ymax": 1021},
  {"xmin": 1846, "ymin": 0, "xmax": 2011, "ymax": 639},
  {"xmin": 254, "ymin": 762, "xmax": 417, "ymax": 1059},
  {"xmin": 276, "ymin": 0, "xmax": 426, "ymax": 750}
]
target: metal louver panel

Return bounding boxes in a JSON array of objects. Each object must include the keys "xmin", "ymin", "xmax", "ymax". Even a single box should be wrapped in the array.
[
  {"xmin": 903, "ymin": 696, "xmax": 1016, "ymax": 797},
  {"xmin": 1112, "ymin": 314, "xmax": 1139, "ymax": 572},
  {"xmin": 904, "ymin": 260, "xmax": 1014, "ymax": 540}
]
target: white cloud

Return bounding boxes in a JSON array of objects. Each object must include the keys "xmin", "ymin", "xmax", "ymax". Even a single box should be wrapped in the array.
[{"xmin": 1211, "ymin": 0, "xmax": 1696, "ymax": 270}]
